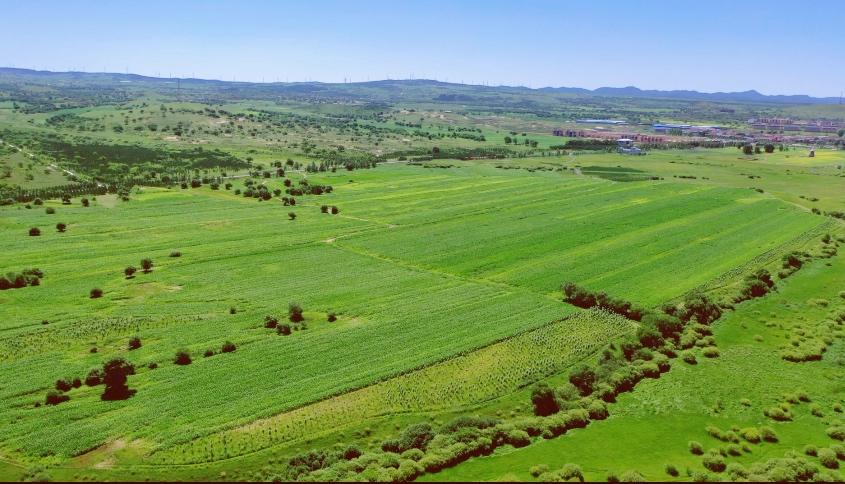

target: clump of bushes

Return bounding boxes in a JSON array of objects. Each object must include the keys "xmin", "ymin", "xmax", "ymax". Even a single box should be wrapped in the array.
[
  {"xmin": 101, "ymin": 358, "xmax": 136, "ymax": 400},
  {"xmin": 561, "ymin": 282, "xmax": 645, "ymax": 320},
  {"xmin": 90, "ymin": 287, "xmax": 103, "ymax": 298},
  {"xmin": 289, "ymin": 302, "xmax": 304, "ymax": 323},
  {"xmin": 127, "ymin": 336, "xmax": 141, "ymax": 350},
  {"xmin": 174, "ymin": 350, "xmax": 192, "ymax": 365},
  {"xmin": 221, "ymin": 341, "xmax": 237, "ymax": 353}
]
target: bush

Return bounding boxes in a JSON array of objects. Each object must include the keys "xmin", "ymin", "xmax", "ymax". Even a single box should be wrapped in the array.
[
  {"xmin": 229, "ymin": 307, "xmax": 237, "ymax": 315},
  {"xmin": 90, "ymin": 287, "xmax": 103, "ymax": 298},
  {"xmin": 28, "ymin": 227, "xmax": 41, "ymax": 236},
  {"xmin": 127, "ymin": 336, "xmax": 141, "ymax": 350},
  {"xmin": 277, "ymin": 324, "xmax": 291, "ymax": 335},
  {"xmin": 331, "ymin": 206, "xmax": 339, "ymax": 214},
  {"xmin": 819, "ymin": 448, "xmax": 839, "ymax": 469},
  {"xmin": 140, "ymin": 258, "xmax": 153, "ymax": 272},
  {"xmin": 702, "ymin": 346, "xmax": 720, "ymax": 358},
  {"xmin": 124, "ymin": 265, "xmax": 137, "ymax": 278},
  {"xmin": 665, "ymin": 464, "xmax": 679, "ymax": 477},
  {"xmin": 740, "ymin": 427, "xmax": 761, "ymax": 443},
  {"xmin": 529, "ymin": 464, "xmax": 549, "ymax": 477},
  {"xmin": 45, "ymin": 207, "xmax": 55, "ymax": 214},
  {"xmin": 702, "ymin": 453, "xmax": 726, "ymax": 472},
  {"xmin": 689, "ymin": 441, "xmax": 704, "ymax": 455},
  {"xmin": 343, "ymin": 445, "xmax": 363, "ymax": 460},
  {"xmin": 827, "ymin": 426, "xmax": 845, "ymax": 441},
  {"xmin": 804, "ymin": 445, "xmax": 818, "ymax": 456},
  {"xmin": 759, "ymin": 426, "xmax": 778, "ymax": 442},
  {"xmin": 381, "ymin": 423, "xmax": 435, "ymax": 453},
  {"xmin": 169, "ymin": 251, "xmax": 182, "ymax": 258},
  {"xmin": 100, "ymin": 358, "xmax": 135, "ymax": 401},
  {"xmin": 264, "ymin": 315, "xmax": 278, "ymax": 328},
  {"xmin": 569, "ymin": 364, "xmax": 597, "ymax": 396},
  {"xmin": 289, "ymin": 302, "xmax": 304, "ymax": 323},
  {"xmin": 56, "ymin": 222, "xmax": 67, "ymax": 232},
  {"xmin": 174, "ymin": 350, "xmax": 192, "ymax": 365},
  {"xmin": 55, "ymin": 378, "xmax": 72, "ymax": 392},
  {"xmin": 221, "ymin": 341, "xmax": 236, "ymax": 353},
  {"xmin": 320, "ymin": 205, "xmax": 328, "ymax": 213},
  {"xmin": 203, "ymin": 349, "xmax": 215, "ymax": 358},
  {"xmin": 45, "ymin": 390, "xmax": 69, "ymax": 406},
  {"xmin": 85, "ymin": 368, "xmax": 103, "ymax": 386},
  {"xmin": 531, "ymin": 383, "xmax": 559, "ymax": 416},
  {"xmin": 682, "ymin": 351, "xmax": 697, "ymax": 364},
  {"xmin": 327, "ymin": 312, "xmax": 337, "ymax": 322},
  {"xmin": 288, "ymin": 211, "xmax": 297, "ymax": 220},
  {"xmin": 619, "ymin": 470, "xmax": 646, "ymax": 482}
]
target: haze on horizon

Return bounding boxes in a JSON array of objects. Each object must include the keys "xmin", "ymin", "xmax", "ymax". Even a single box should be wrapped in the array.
[{"xmin": 2, "ymin": 0, "xmax": 843, "ymax": 98}]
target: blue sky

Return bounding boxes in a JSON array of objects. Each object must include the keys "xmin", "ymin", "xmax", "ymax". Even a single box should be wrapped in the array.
[{"xmin": 1, "ymin": 0, "xmax": 842, "ymax": 97}]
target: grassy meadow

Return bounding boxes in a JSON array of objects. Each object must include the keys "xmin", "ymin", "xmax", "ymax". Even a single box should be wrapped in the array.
[{"xmin": 1, "ymin": 74, "xmax": 844, "ymax": 481}]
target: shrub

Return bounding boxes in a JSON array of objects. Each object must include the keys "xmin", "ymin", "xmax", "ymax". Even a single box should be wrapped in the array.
[
  {"xmin": 702, "ymin": 453, "xmax": 726, "ymax": 472},
  {"xmin": 28, "ymin": 227, "xmax": 41, "ymax": 236},
  {"xmin": 381, "ymin": 423, "xmax": 435, "ymax": 453},
  {"xmin": 203, "ymin": 349, "xmax": 215, "ymax": 358},
  {"xmin": 827, "ymin": 426, "xmax": 845, "ymax": 441},
  {"xmin": 804, "ymin": 445, "xmax": 818, "ymax": 456},
  {"xmin": 331, "ymin": 206, "xmax": 339, "ymax": 214},
  {"xmin": 531, "ymin": 383, "xmax": 559, "ymax": 416},
  {"xmin": 619, "ymin": 470, "xmax": 646, "ymax": 482},
  {"xmin": 90, "ymin": 287, "xmax": 103, "ymax": 298},
  {"xmin": 45, "ymin": 207, "xmax": 55, "ymax": 214},
  {"xmin": 689, "ymin": 441, "xmax": 704, "ymax": 455},
  {"xmin": 229, "ymin": 307, "xmax": 237, "ymax": 315},
  {"xmin": 682, "ymin": 351, "xmax": 697, "ymax": 364},
  {"xmin": 85, "ymin": 368, "xmax": 103, "ymax": 386},
  {"xmin": 100, "ymin": 358, "xmax": 135, "ymax": 401},
  {"xmin": 702, "ymin": 346, "xmax": 720, "ymax": 358},
  {"xmin": 81, "ymin": 198, "xmax": 89, "ymax": 207},
  {"xmin": 759, "ymin": 426, "xmax": 778, "ymax": 442},
  {"xmin": 289, "ymin": 302, "xmax": 304, "ymax": 323},
  {"xmin": 264, "ymin": 315, "xmax": 278, "ymax": 328},
  {"xmin": 55, "ymin": 378, "xmax": 72, "ymax": 392},
  {"xmin": 174, "ymin": 350, "xmax": 192, "ymax": 365},
  {"xmin": 140, "ymin": 258, "xmax": 153, "ymax": 273},
  {"xmin": 288, "ymin": 212, "xmax": 297, "ymax": 220},
  {"xmin": 45, "ymin": 390, "xmax": 69, "ymax": 406},
  {"xmin": 320, "ymin": 204, "xmax": 329, "ymax": 213},
  {"xmin": 169, "ymin": 251, "xmax": 181, "ymax": 258},
  {"xmin": 127, "ymin": 336, "xmax": 141, "ymax": 350},
  {"xmin": 529, "ymin": 464, "xmax": 549, "ymax": 477},
  {"xmin": 56, "ymin": 222, "xmax": 67, "ymax": 232},
  {"xmin": 124, "ymin": 266, "xmax": 137, "ymax": 278},
  {"xmin": 277, "ymin": 324, "xmax": 291, "ymax": 335},
  {"xmin": 221, "ymin": 341, "xmax": 236, "ymax": 353},
  {"xmin": 665, "ymin": 464, "xmax": 679, "ymax": 477},
  {"xmin": 740, "ymin": 427, "xmax": 760, "ymax": 443},
  {"xmin": 569, "ymin": 364, "xmax": 597, "ymax": 396},
  {"xmin": 819, "ymin": 448, "xmax": 839, "ymax": 469},
  {"xmin": 343, "ymin": 445, "xmax": 363, "ymax": 460},
  {"xmin": 327, "ymin": 312, "xmax": 337, "ymax": 322}
]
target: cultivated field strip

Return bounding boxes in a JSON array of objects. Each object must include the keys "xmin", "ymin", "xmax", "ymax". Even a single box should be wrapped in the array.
[{"xmin": 150, "ymin": 309, "xmax": 636, "ymax": 464}]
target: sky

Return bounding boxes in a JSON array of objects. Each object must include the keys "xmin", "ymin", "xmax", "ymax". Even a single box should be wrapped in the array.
[{"xmin": 1, "ymin": 0, "xmax": 843, "ymax": 97}]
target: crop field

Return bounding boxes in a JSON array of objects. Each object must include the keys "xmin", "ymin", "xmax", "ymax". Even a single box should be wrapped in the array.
[
  {"xmin": 429, "ymin": 253, "xmax": 845, "ymax": 482},
  {"xmin": 1, "ymin": 69, "xmax": 844, "ymax": 482}
]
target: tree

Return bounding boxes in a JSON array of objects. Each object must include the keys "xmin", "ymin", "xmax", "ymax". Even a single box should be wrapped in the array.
[
  {"xmin": 742, "ymin": 144, "xmax": 754, "ymax": 155},
  {"xmin": 29, "ymin": 227, "xmax": 41, "ymax": 236},
  {"xmin": 90, "ymin": 287, "xmax": 103, "ymax": 298},
  {"xmin": 288, "ymin": 212, "xmax": 297, "ymax": 220},
  {"xmin": 504, "ymin": 136, "xmax": 512, "ymax": 144},
  {"xmin": 124, "ymin": 266, "xmax": 137, "ymax": 278},
  {"xmin": 764, "ymin": 143, "xmax": 775, "ymax": 153},
  {"xmin": 56, "ymin": 223, "xmax": 67, "ymax": 232},
  {"xmin": 140, "ymin": 258, "xmax": 153, "ymax": 273},
  {"xmin": 277, "ymin": 323, "xmax": 292, "ymax": 335},
  {"xmin": 101, "ymin": 358, "xmax": 136, "ymax": 400},
  {"xmin": 531, "ymin": 382, "xmax": 559, "ymax": 416},
  {"xmin": 289, "ymin": 302, "xmax": 304, "ymax": 322},
  {"xmin": 127, "ymin": 336, "xmax": 141, "ymax": 350},
  {"xmin": 327, "ymin": 312, "xmax": 337, "ymax": 322},
  {"xmin": 331, "ymin": 206, "xmax": 339, "ymax": 214},
  {"xmin": 569, "ymin": 364, "xmax": 597, "ymax": 396},
  {"xmin": 81, "ymin": 198, "xmax": 90, "ymax": 207},
  {"xmin": 221, "ymin": 341, "xmax": 237, "ymax": 353},
  {"xmin": 173, "ymin": 350, "xmax": 192, "ymax": 365}
]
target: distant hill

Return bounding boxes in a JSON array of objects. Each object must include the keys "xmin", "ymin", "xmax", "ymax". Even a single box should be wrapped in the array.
[{"xmin": 0, "ymin": 67, "xmax": 841, "ymax": 105}]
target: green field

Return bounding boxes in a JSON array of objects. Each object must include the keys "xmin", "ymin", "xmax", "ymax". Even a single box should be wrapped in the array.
[{"xmin": 1, "ymin": 71, "xmax": 845, "ymax": 482}]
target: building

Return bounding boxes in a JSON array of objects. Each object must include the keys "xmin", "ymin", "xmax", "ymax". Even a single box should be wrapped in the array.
[
  {"xmin": 576, "ymin": 119, "xmax": 627, "ymax": 125},
  {"xmin": 617, "ymin": 138, "xmax": 643, "ymax": 155}
]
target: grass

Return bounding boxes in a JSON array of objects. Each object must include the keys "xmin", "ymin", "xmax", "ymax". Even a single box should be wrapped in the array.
[{"xmin": 426, "ymin": 254, "xmax": 845, "ymax": 482}]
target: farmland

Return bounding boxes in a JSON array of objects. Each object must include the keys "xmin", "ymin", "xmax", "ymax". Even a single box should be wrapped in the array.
[{"xmin": 0, "ymin": 70, "xmax": 844, "ymax": 482}]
